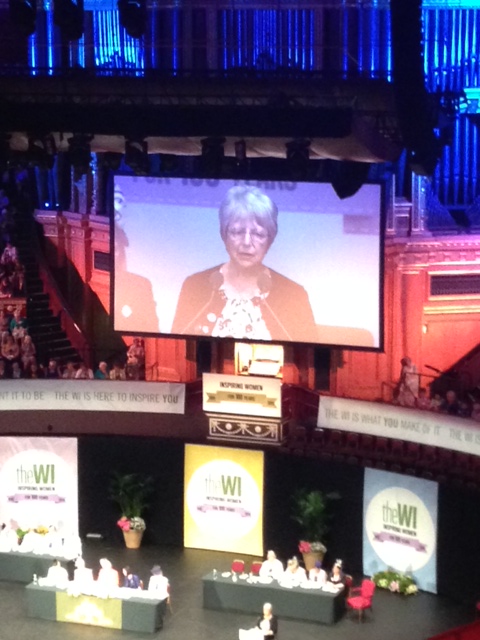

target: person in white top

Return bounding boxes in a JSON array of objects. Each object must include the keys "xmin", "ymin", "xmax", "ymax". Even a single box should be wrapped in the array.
[
  {"xmin": 148, "ymin": 564, "xmax": 170, "ymax": 600},
  {"xmin": 308, "ymin": 560, "xmax": 327, "ymax": 585},
  {"xmin": 44, "ymin": 559, "xmax": 69, "ymax": 588},
  {"xmin": 259, "ymin": 550, "xmax": 284, "ymax": 581},
  {"xmin": 280, "ymin": 556, "xmax": 307, "ymax": 587}
]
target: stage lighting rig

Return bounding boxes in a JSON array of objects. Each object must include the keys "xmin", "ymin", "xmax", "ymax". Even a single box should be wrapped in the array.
[
  {"xmin": 118, "ymin": 0, "xmax": 147, "ymax": 38},
  {"xmin": 201, "ymin": 137, "xmax": 226, "ymax": 178},
  {"xmin": 8, "ymin": 0, "xmax": 37, "ymax": 36},
  {"xmin": 125, "ymin": 138, "xmax": 149, "ymax": 175},
  {"xmin": 27, "ymin": 134, "xmax": 57, "ymax": 170},
  {"xmin": 68, "ymin": 134, "xmax": 93, "ymax": 180},
  {"xmin": 286, "ymin": 139, "xmax": 310, "ymax": 180}
]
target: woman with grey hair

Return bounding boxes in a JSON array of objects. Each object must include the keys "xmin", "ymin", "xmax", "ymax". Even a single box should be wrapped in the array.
[{"xmin": 172, "ymin": 185, "xmax": 317, "ymax": 342}]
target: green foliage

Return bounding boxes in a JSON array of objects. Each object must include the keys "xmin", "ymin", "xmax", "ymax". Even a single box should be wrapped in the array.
[
  {"xmin": 372, "ymin": 570, "xmax": 418, "ymax": 595},
  {"xmin": 291, "ymin": 489, "xmax": 330, "ymax": 542},
  {"xmin": 109, "ymin": 471, "xmax": 153, "ymax": 519}
]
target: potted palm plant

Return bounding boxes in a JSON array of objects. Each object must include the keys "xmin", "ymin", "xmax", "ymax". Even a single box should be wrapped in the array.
[
  {"xmin": 109, "ymin": 471, "xmax": 153, "ymax": 549},
  {"xmin": 291, "ymin": 489, "xmax": 330, "ymax": 571}
]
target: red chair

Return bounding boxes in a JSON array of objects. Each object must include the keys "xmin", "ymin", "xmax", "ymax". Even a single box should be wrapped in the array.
[
  {"xmin": 231, "ymin": 559, "xmax": 245, "ymax": 574},
  {"xmin": 346, "ymin": 579, "xmax": 376, "ymax": 621},
  {"xmin": 250, "ymin": 561, "xmax": 262, "ymax": 576}
]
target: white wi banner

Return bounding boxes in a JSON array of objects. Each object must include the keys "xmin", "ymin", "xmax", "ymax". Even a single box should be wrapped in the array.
[
  {"xmin": 318, "ymin": 396, "xmax": 480, "ymax": 456},
  {"xmin": 0, "ymin": 437, "xmax": 78, "ymax": 535},
  {"xmin": 0, "ymin": 380, "xmax": 185, "ymax": 414},
  {"xmin": 203, "ymin": 373, "xmax": 282, "ymax": 418}
]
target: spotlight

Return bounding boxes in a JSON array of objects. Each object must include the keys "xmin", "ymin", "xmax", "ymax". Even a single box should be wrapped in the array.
[
  {"xmin": 234, "ymin": 140, "xmax": 247, "ymax": 164},
  {"xmin": 118, "ymin": 0, "xmax": 146, "ymax": 38},
  {"xmin": 327, "ymin": 160, "xmax": 371, "ymax": 200},
  {"xmin": 68, "ymin": 134, "xmax": 92, "ymax": 179},
  {"xmin": 99, "ymin": 152, "xmax": 123, "ymax": 172},
  {"xmin": 286, "ymin": 139, "xmax": 310, "ymax": 180},
  {"xmin": 125, "ymin": 138, "xmax": 149, "ymax": 175},
  {"xmin": 54, "ymin": 0, "xmax": 84, "ymax": 40},
  {"xmin": 201, "ymin": 137, "xmax": 225, "ymax": 178},
  {"xmin": 27, "ymin": 134, "xmax": 56, "ymax": 170},
  {"xmin": 8, "ymin": 0, "xmax": 36, "ymax": 36}
]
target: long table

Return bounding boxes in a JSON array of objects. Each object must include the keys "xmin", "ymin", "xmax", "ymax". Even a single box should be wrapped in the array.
[
  {"xmin": 0, "ymin": 551, "xmax": 67, "ymax": 583},
  {"xmin": 25, "ymin": 583, "xmax": 166, "ymax": 633},
  {"xmin": 202, "ymin": 572, "xmax": 346, "ymax": 625}
]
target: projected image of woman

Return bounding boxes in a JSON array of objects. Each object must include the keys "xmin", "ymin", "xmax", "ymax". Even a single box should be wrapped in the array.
[{"xmin": 172, "ymin": 185, "xmax": 317, "ymax": 342}]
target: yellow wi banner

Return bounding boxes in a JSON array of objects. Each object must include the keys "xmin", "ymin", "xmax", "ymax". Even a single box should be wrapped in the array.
[{"xmin": 184, "ymin": 444, "xmax": 264, "ymax": 556}]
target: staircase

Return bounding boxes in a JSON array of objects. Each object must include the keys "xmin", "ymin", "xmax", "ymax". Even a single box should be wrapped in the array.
[{"xmin": 13, "ymin": 211, "xmax": 81, "ymax": 367}]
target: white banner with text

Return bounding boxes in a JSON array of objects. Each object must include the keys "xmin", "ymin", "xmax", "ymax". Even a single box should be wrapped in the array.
[
  {"xmin": 203, "ymin": 373, "xmax": 282, "ymax": 418},
  {"xmin": 0, "ymin": 380, "xmax": 185, "ymax": 414},
  {"xmin": 318, "ymin": 396, "xmax": 480, "ymax": 455}
]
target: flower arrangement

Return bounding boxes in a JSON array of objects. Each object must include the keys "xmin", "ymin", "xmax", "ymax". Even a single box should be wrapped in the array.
[
  {"xmin": 298, "ymin": 540, "xmax": 327, "ymax": 554},
  {"xmin": 372, "ymin": 570, "xmax": 418, "ymax": 595},
  {"xmin": 117, "ymin": 516, "xmax": 146, "ymax": 532}
]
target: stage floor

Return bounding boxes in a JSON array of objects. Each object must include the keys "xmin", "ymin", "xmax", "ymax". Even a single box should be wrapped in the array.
[{"xmin": 0, "ymin": 540, "xmax": 473, "ymax": 640}]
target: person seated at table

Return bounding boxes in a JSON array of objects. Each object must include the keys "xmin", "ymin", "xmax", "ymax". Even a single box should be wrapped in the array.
[
  {"xmin": 308, "ymin": 560, "xmax": 327, "ymax": 585},
  {"xmin": 73, "ymin": 557, "xmax": 94, "ymax": 586},
  {"xmin": 42, "ymin": 558, "xmax": 69, "ymax": 588},
  {"xmin": 239, "ymin": 602, "xmax": 278, "ymax": 640},
  {"xmin": 122, "ymin": 565, "xmax": 142, "ymax": 589},
  {"xmin": 148, "ymin": 564, "xmax": 170, "ymax": 600},
  {"xmin": 97, "ymin": 558, "xmax": 119, "ymax": 592},
  {"xmin": 259, "ymin": 550, "xmax": 284, "ymax": 581},
  {"xmin": 279, "ymin": 556, "xmax": 306, "ymax": 587},
  {"xmin": 327, "ymin": 559, "xmax": 345, "ymax": 590},
  {"xmin": 18, "ymin": 527, "xmax": 42, "ymax": 553}
]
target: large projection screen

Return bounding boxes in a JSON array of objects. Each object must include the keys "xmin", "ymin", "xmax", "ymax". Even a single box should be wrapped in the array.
[{"xmin": 113, "ymin": 177, "xmax": 384, "ymax": 349}]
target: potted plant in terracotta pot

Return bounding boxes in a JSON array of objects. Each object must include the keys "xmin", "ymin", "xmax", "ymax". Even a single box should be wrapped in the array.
[
  {"xmin": 291, "ymin": 488, "xmax": 330, "ymax": 571},
  {"xmin": 109, "ymin": 471, "xmax": 153, "ymax": 549}
]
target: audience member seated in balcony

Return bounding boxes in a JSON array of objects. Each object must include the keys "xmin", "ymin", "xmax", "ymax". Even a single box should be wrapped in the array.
[
  {"xmin": 0, "ymin": 242, "xmax": 17, "ymax": 268},
  {"xmin": 393, "ymin": 357, "xmax": 419, "ymax": 407},
  {"xmin": 26, "ymin": 361, "xmax": 42, "ymax": 379},
  {"xmin": 430, "ymin": 393, "xmax": 442, "ymax": 412},
  {"xmin": 10, "ymin": 308, "xmax": 28, "ymax": 341},
  {"xmin": 0, "ymin": 359, "xmax": 8, "ymax": 379},
  {"xmin": 0, "ymin": 309, "xmax": 9, "ymax": 339},
  {"xmin": 20, "ymin": 334, "xmax": 36, "ymax": 370},
  {"xmin": 471, "ymin": 402, "xmax": 480, "ymax": 423},
  {"xmin": 126, "ymin": 337, "xmax": 145, "ymax": 381},
  {"xmin": 62, "ymin": 361, "xmax": 78, "ymax": 379},
  {"xmin": 110, "ymin": 361, "xmax": 126, "ymax": 381},
  {"xmin": 415, "ymin": 387, "xmax": 432, "ymax": 411},
  {"xmin": 439, "ymin": 390, "xmax": 460, "ymax": 416},
  {"xmin": 11, "ymin": 361, "xmax": 23, "ymax": 379},
  {"xmin": 44, "ymin": 358, "xmax": 60, "ymax": 379},
  {"xmin": 75, "ymin": 361, "xmax": 94, "ymax": 380},
  {"xmin": 1, "ymin": 334, "xmax": 19, "ymax": 365},
  {"xmin": 11, "ymin": 259, "xmax": 25, "ymax": 295},
  {"xmin": 0, "ymin": 275, "xmax": 13, "ymax": 299},
  {"xmin": 458, "ymin": 399, "xmax": 472, "ymax": 418},
  {"xmin": 94, "ymin": 361, "xmax": 110, "ymax": 380}
]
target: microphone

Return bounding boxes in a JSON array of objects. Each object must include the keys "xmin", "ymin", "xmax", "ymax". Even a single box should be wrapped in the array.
[
  {"xmin": 178, "ymin": 270, "xmax": 224, "ymax": 335},
  {"xmin": 257, "ymin": 271, "xmax": 293, "ymax": 341}
]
